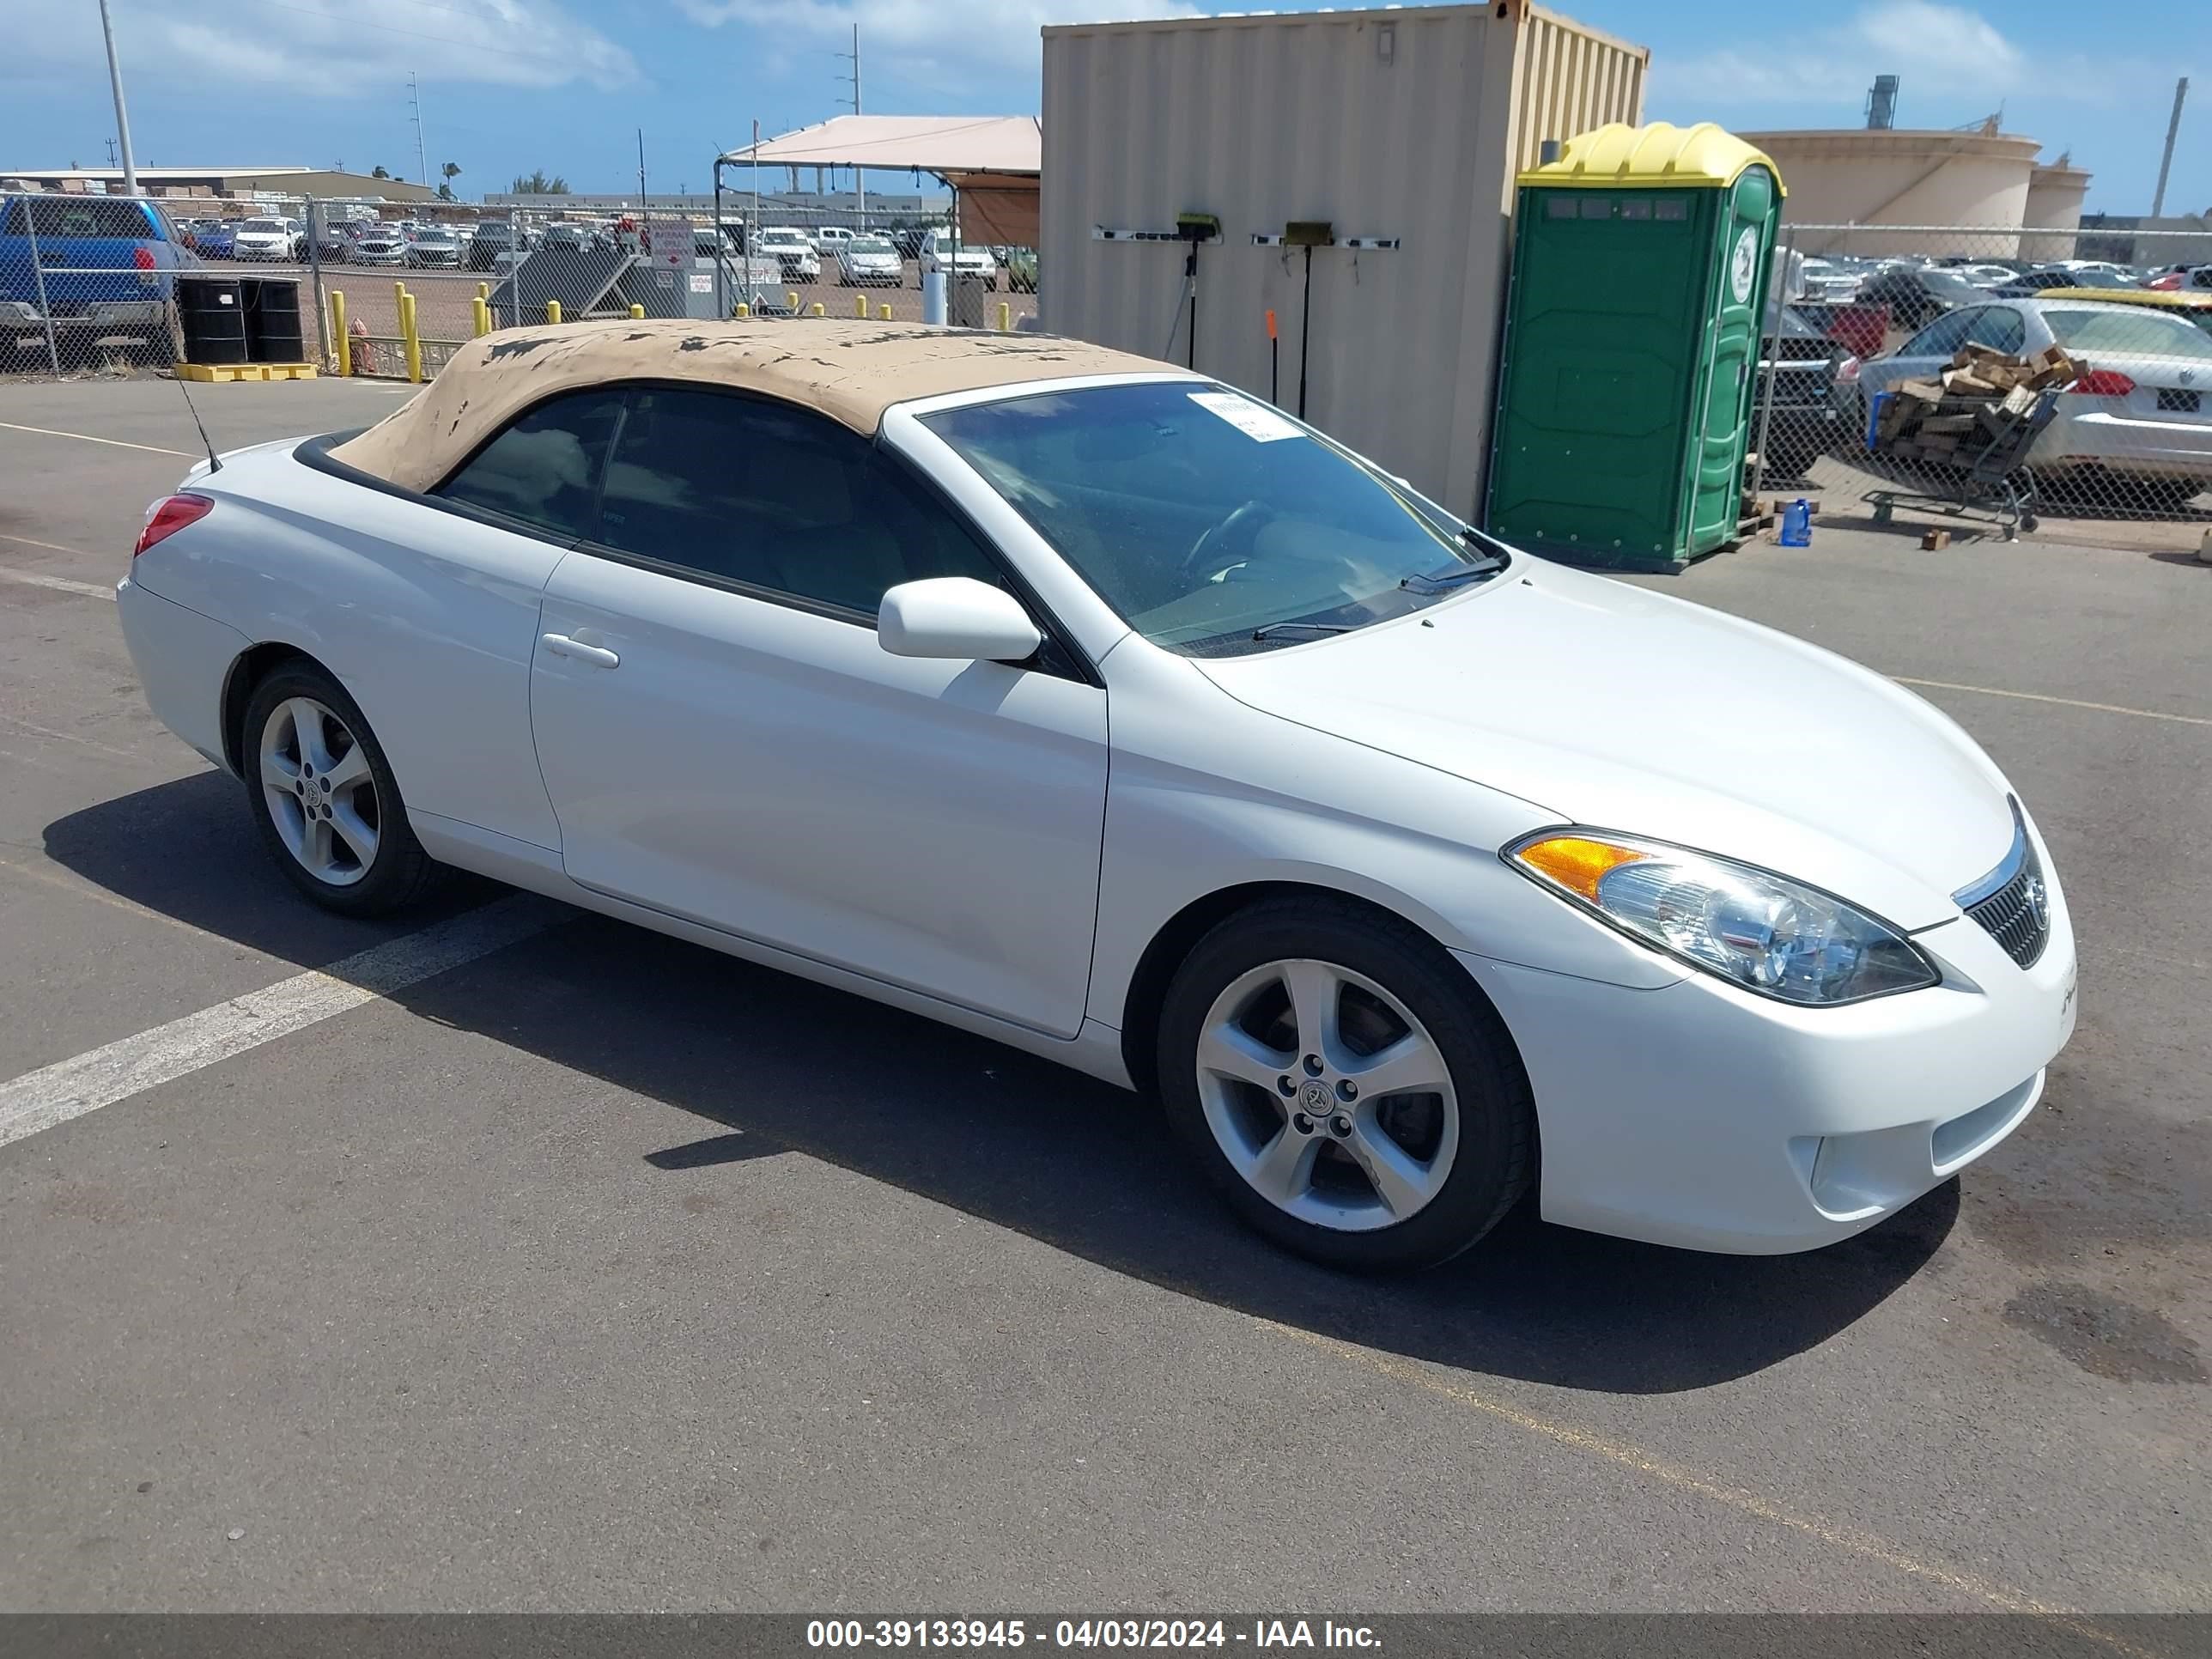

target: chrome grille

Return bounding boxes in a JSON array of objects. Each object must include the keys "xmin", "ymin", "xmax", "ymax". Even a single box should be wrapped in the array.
[{"xmin": 1954, "ymin": 803, "xmax": 2051, "ymax": 969}]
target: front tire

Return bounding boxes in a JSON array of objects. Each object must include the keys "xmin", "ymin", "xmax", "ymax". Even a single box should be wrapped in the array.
[
  {"xmin": 1157, "ymin": 897, "xmax": 1534, "ymax": 1271},
  {"xmin": 241, "ymin": 664, "xmax": 438, "ymax": 917}
]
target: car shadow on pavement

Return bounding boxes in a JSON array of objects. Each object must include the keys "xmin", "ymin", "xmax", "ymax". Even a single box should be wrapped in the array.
[{"xmin": 45, "ymin": 775, "xmax": 1954, "ymax": 1397}]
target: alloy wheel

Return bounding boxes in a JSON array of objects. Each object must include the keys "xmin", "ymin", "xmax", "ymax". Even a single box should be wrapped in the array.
[{"xmin": 258, "ymin": 696, "xmax": 380, "ymax": 887}]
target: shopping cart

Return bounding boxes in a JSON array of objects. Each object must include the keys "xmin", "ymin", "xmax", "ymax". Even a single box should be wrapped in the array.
[{"xmin": 1862, "ymin": 387, "xmax": 2062, "ymax": 541}]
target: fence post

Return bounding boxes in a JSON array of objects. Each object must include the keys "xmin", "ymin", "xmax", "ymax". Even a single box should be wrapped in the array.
[
  {"xmin": 400, "ymin": 290, "xmax": 422, "ymax": 383},
  {"xmin": 15, "ymin": 195, "xmax": 65, "ymax": 375},
  {"xmin": 331, "ymin": 290, "xmax": 350, "ymax": 376},
  {"xmin": 1747, "ymin": 225, "xmax": 1792, "ymax": 513},
  {"xmin": 305, "ymin": 198, "xmax": 331, "ymax": 370},
  {"xmin": 547, "ymin": 300, "xmax": 562, "ymax": 325}
]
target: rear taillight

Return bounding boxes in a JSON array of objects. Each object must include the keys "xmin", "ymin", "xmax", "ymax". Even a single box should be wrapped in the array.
[
  {"xmin": 135, "ymin": 494, "xmax": 211, "ymax": 556},
  {"xmin": 133, "ymin": 246, "xmax": 157, "ymax": 270},
  {"xmin": 1833, "ymin": 355, "xmax": 1861, "ymax": 384},
  {"xmin": 2069, "ymin": 369, "xmax": 2136, "ymax": 397}
]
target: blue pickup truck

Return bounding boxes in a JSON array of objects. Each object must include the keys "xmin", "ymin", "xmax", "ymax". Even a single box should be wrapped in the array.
[{"xmin": 0, "ymin": 195, "xmax": 194, "ymax": 368}]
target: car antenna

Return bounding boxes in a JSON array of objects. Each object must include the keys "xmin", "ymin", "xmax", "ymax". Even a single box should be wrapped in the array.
[{"xmin": 175, "ymin": 374, "xmax": 222, "ymax": 472}]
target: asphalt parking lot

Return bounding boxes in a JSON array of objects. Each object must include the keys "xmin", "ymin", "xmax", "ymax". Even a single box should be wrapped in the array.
[{"xmin": 1, "ymin": 378, "xmax": 2207, "ymax": 1620}]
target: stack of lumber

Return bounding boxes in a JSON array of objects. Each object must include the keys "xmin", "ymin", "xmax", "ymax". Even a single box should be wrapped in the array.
[{"xmin": 1875, "ymin": 342, "xmax": 2075, "ymax": 462}]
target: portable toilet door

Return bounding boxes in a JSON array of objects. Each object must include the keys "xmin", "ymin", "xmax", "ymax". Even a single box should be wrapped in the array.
[
  {"xmin": 1486, "ymin": 123, "xmax": 1785, "ymax": 569},
  {"xmin": 1685, "ymin": 160, "xmax": 1783, "ymax": 557}
]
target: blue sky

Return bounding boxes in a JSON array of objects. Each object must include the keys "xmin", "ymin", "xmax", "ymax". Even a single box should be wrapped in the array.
[{"xmin": 2, "ymin": 1, "xmax": 2202, "ymax": 214}]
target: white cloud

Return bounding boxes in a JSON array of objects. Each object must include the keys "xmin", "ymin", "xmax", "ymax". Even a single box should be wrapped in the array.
[
  {"xmin": 1659, "ymin": 1, "xmax": 2159, "ymax": 112},
  {"xmin": 678, "ymin": 0, "xmax": 1196, "ymax": 90},
  {"xmin": 5, "ymin": 0, "xmax": 641, "ymax": 94}
]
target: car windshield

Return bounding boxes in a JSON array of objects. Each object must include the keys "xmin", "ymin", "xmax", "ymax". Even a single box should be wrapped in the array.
[
  {"xmin": 762, "ymin": 229, "xmax": 805, "ymax": 245},
  {"xmin": 241, "ymin": 220, "xmax": 285, "ymax": 233},
  {"xmin": 920, "ymin": 381, "xmax": 1504, "ymax": 656},
  {"xmin": 1922, "ymin": 270, "xmax": 1988, "ymax": 303},
  {"xmin": 2045, "ymin": 308, "xmax": 2212, "ymax": 358},
  {"xmin": 849, "ymin": 238, "xmax": 895, "ymax": 254}
]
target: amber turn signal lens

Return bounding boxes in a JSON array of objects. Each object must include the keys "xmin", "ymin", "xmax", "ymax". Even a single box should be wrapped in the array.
[{"xmin": 1511, "ymin": 835, "xmax": 1649, "ymax": 902}]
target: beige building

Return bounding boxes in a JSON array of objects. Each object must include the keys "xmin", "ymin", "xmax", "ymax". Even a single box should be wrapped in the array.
[{"xmin": 1733, "ymin": 127, "xmax": 2086, "ymax": 259}]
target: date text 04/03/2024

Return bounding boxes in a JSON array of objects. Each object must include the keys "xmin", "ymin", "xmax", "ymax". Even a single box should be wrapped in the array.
[{"xmin": 804, "ymin": 1620, "xmax": 1382, "ymax": 1650}]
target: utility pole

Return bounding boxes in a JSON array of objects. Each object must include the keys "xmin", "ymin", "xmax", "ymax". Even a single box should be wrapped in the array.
[
  {"xmin": 636, "ymin": 128, "xmax": 647, "ymax": 210},
  {"xmin": 95, "ymin": 0, "xmax": 138, "ymax": 196},
  {"xmin": 836, "ymin": 25, "xmax": 865, "ymax": 228},
  {"xmin": 2151, "ymin": 76, "xmax": 2189, "ymax": 219},
  {"xmin": 104, "ymin": 137, "xmax": 118, "ymax": 167},
  {"xmin": 409, "ymin": 71, "xmax": 429, "ymax": 189}
]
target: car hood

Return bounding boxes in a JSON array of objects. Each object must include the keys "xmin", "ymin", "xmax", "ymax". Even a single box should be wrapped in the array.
[{"xmin": 1194, "ymin": 558, "xmax": 2016, "ymax": 928}]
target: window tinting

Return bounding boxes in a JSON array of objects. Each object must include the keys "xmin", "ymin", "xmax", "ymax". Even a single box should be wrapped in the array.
[
  {"xmin": 1964, "ymin": 307, "xmax": 2025, "ymax": 355},
  {"xmin": 592, "ymin": 387, "xmax": 1003, "ymax": 616},
  {"xmin": 433, "ymin": 388, "xmax": 624, "ymax": 538},
  {"xmin": 1901, "ymin": 310, "xmax": 1977, "ymax": 359},
  {"xmin": 7, "ymin": 198, "xmax": 161, "ymax": 240}
]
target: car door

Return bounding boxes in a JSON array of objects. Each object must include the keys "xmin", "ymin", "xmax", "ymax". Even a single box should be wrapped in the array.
[{"xmin": 528, "ymin": 385, "xmax": 1110, "ymax": 1038}]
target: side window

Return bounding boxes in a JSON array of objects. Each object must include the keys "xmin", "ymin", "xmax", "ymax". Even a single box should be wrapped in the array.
[
  {"xmin": 1900, "ymin": 310, "xmax": 1974, "ymax": 359},
  {"xmin": 592, "ymin": 386, "xmax": 1004, "ymax": 617},
  {"xmin": 1964, "ymin": 307, "xmax": 2026, "ymax": 355},
  {"xmin": 434, "ymin": 389, "xmax": 624, "ymax": 538}
]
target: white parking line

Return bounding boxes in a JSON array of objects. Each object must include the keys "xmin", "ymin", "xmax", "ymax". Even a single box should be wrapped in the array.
[
  {"xmin": 0, "ymin": 894, "xmax": 567, "ymax": 1151},
  {"xmin": 0, "ymin": 421, "xmax": 195, "ymax": 459},
  {"xmin": 1894, "ymin": 676, "xmax": 2212, "ymax": 728},
  {"xmin": 0, "ymin": 568, "xmax": 113, "ymax": 600}
]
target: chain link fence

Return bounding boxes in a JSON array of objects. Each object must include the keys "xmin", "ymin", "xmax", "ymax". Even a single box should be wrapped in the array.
[{"xmin": 1753, "ymin": 224, "xmax": 2212, "ymax": 543}]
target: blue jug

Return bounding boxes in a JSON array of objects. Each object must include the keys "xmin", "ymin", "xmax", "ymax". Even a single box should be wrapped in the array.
[{"xmin": 1780, "ymin": 498, "xmax": 1813, "ymax": 547}]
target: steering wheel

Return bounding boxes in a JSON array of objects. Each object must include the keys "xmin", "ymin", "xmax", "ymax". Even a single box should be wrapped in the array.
[{"xmin": 1179, "ymin": 500, "xmax": 1277, "ymax": 586}]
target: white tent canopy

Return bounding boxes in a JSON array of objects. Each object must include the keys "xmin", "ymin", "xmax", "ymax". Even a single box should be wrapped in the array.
[{"xmin": 719, "ymin": 115, "xmax": 1041, "ymax": 177}]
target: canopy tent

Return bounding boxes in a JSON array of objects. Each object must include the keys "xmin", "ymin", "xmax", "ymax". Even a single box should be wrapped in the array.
[{"xmin": 716, "ymin": 115, "xmax": 1041, "ymax": 247}]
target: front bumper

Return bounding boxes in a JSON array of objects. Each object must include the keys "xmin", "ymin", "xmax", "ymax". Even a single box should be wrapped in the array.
[{"xmin": 1454, "ymin": 828, "xmax": 2077, "ymax": 1254}]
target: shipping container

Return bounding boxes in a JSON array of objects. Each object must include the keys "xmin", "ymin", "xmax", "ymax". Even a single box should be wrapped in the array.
[{"xmin": 1040, "ymin": 2, "xmax": 1647, "ymax": 518}]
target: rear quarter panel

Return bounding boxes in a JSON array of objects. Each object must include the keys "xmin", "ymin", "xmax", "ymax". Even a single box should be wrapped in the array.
[{"xmin": 131, "ymin": 442, "xmax": 568, "ymax": 849}]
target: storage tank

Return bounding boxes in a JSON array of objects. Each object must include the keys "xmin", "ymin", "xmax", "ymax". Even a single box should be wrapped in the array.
[
  {"xmin": 1732, "ymin": 128, "xmax": 2043, "ymax": 257},
  {"xmin": 1040, "ymin": 3, "xmax": 1648, "ymax": 519},
  {"xmin": 2021, "ymin": 160, "xmax": 2090, "ymax": 264}
]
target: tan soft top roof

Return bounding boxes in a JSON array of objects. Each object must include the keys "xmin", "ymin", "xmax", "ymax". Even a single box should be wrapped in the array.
[{"xmin": 328, "ymin": 318, "xmax": 1174, "ymax": 492}]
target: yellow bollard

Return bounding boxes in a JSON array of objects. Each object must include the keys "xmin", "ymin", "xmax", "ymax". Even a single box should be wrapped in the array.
[
  {"xmin": 546, "ymin": 300, "xmax": 562, "ymax": 325},
  {"xmin": 629, "ymin": 303, "xmax": 645, "ymax": 319},
  {"xmin": 997, "ymin": 301, "xmax": 1012, "ymax": 332},
  {"xmin": 855, "ymin": 294, "xmax": 868, "ymax": 318},
  {"xmin": 734, "ymin": 302, "xmax": 750, "ymax": 318},
  {"xmin": 810, "ymin": 301, "xmax": 825, "ymax": 317},
  {"xmin": 879, "ymin": 303, "xmax": 893, "ymax": 320},
  {"xmin": 400, "ymin": 292, "xmax": 422, "ymax": 384},
  {"xmin": 472, "ymin": 296, "xmax": 490, "ymax": 338},
  {"xmin": 476, "ymin": 281, "xmax": 489, "ymax": 301},
  {"xmin": 331, "ymin": 290, "xmax": 349, "ymax": 377},
  {"xmin": 786, "ymin": 290, "xmax": 799, "ymax": 313}
]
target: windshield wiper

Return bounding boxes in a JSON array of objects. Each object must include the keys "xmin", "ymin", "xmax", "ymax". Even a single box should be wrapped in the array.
[
  {"xmin": 1401, "ymin": 554, "xmax": 1505, "ymax": 593},
  {"xmin": 1251, "ymin": 620, "xmax": 1353, "ymax": 641}
]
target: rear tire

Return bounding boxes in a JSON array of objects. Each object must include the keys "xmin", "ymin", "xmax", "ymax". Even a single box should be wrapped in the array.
[
  {"xmin": 241, "ymin": 664, "xmax": 439, "ymax": 917},
  {"xmin": 1156, "ymin": 896, "xmax": 1534, "ymax": 1271}
]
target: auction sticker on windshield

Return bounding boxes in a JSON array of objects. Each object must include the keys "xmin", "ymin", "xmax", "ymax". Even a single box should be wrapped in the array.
[{"xmin": 1188, "ymin": 391, "xmax": 1304, "ymax": 442}]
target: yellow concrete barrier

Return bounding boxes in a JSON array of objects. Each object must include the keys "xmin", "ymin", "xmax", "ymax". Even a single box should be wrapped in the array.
[
  {"xmin": 997, "ymin": 301, "xmax": 1012, "ymax": 332},
  {"xmin": 400, "ymin": 292, "xmax": 422, "ymax": 384},
  {"xmin": 629, "ymin": 303, "xmax": 645, "ymax": 319},
  {"xmin": 330, "ymin": 290, "xmax": 349, "ymax": 377},
  {"xmin": 546, "ymin": 300, "xmax": 562, "ymax": 325}
]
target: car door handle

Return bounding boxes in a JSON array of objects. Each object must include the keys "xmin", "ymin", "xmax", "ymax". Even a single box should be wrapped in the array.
[{"xmin": 542, "ymin": 632, "xmax": 620, "ymax": 669}]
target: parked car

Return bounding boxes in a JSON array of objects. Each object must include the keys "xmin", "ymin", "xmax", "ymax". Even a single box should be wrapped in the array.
[
  {"xmin": 2144, "ymin": 264, "xmax": 2212, "ymax": 293},
  {"xmin": 754, "ymin": 226, "xmax": 821, "ymax": 283},
  {"xmin": 537, "ymin": 222, "xmax": 607, "ymax": 252},
  {"xmin": 190, "ymin": 220, "xmax": 237, "ymax": 260},
  {"xmin": 1753, "ymin": 304, "xmax": 1858, "ymax": 480},
  {"xmin": 468, "ymin": 218, "xmax": 531, "ymax": 271},
  {"xmin": 1990, "ymin": 267, "xmax": 2133, "ymax": 298},
  {"xmin": 311, "ymin": 219, "xmax": 358, "ymax": 264},
  {"xmin": 0, "ymin": 194, "xmax": 192, "ymax": 366},
  {"xmin": 811, "ymin": 225, "xmax": 856, "ymax": 255},
  {"xmin": 890, "ymin": 225, "xmax": 934, "ymax": 261},
  {"xmin": 1795, "ymin": 256, "xmax": 1860, "ymax": 303},
  {"xmin": 1858, "ymin": 296, "xmax": 2212, "ymax": 506},
  {"xmin": 350, "ymin": 225, "xmax": 408, "ymax": 267},
  {"xmin": 406, "ymin": 226, "xmax": 463, "ymax": 269},
  {"xmin": 2033, "ymin": 287, "xmax": 2212, "ymax": 336},
  {"xmin": 921, "ymin": 229, "xmax": 996, "ymax": 289},
  {"xmin": 114, "ymin": 320, "xmax": 2077, "ymax": 1269},
  {"xmin": 836, "ymin": 235, "xmax": 903, "ymax": 287},
  {"xmin": 232, "ymin": 217, "xmax": 301, "ymax": 262},
  {"xmin": 1852, "ymin": 265, "xmax": 1989, "ymax": 332},
  {"xmin": 1003, "ymin": 246, "xmax": 1038, "ymax": 294}
]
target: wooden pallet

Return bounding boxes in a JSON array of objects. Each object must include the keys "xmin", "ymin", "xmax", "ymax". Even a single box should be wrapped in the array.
[{"xmin": 174, "ymin": 362, "xmax": 319, "ymax": 383}]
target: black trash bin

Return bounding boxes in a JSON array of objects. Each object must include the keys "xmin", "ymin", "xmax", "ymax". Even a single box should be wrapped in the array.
[
  {"xmin": 240, "ymin": 277, "xmax": 306, "ymax": 363},
  {"xmin": 176, "ymin": 275, "xmax": 249, "ymax": 366}
]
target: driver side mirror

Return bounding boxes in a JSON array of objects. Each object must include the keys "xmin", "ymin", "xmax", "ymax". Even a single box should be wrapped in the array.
[{"xmin": 878, "ymin": 578, "xmax": 1042, "ymax": 663}]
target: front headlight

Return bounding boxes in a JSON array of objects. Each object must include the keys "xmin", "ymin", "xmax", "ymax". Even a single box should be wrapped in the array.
[{"xmin": 1506, "ymin": 830, "xmax": 1939, "ymax": 1006}]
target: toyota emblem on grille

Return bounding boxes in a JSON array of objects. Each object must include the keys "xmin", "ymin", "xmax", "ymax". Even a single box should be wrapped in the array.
[{"xmin": 2023, "ymin": 870, "xmax": 2050, "ymax": 932}]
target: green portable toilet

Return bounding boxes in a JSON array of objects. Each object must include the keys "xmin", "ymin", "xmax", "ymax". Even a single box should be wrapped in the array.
[{"xmin": 1485, "ymin": 122, "xmax": 1784, "ymax": 569}]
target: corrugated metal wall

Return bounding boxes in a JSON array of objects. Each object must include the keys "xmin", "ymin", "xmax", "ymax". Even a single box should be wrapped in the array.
[
  {"xmin": 1509, "ymin": 7, "xmax": 1649, "ymax": 187},
  {"xmin": 1041, "ymin": 3, "xmax": 1645, "ymax": 518}
]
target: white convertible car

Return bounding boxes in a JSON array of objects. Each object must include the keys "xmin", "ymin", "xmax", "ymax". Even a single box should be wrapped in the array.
[{"xmin": 116, "ymin": 320, "xmax": 2077, "ymax": 1269}]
